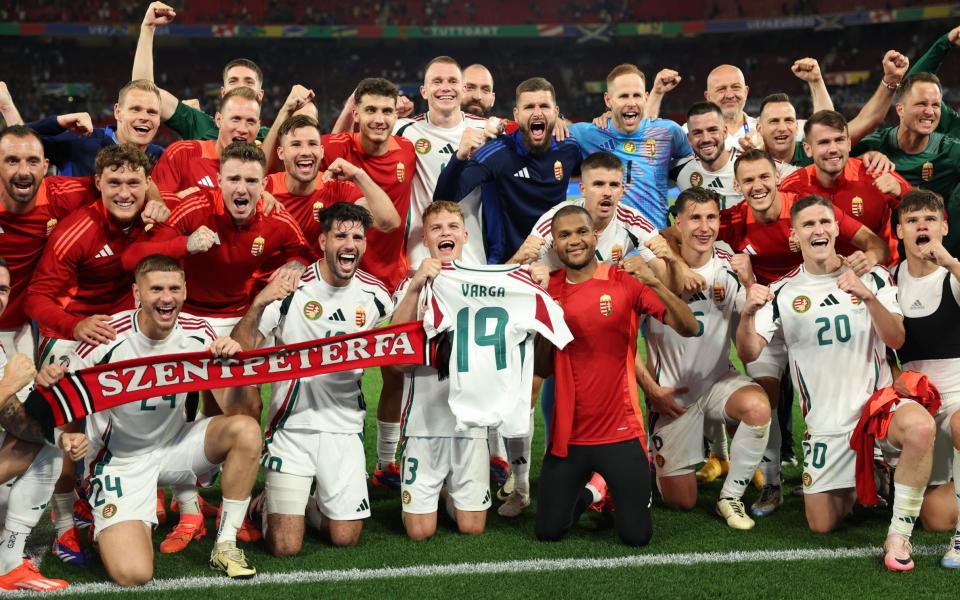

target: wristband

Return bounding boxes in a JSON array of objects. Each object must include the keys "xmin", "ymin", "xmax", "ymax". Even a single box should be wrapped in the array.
[{"xmin": 880, "ymin": 79, "xmax": 900, "ymax": 91}]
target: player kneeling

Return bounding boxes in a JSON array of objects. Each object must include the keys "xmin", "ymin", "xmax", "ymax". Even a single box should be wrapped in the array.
[
  {"xmin": 233, "ymin": 203, "xmax": 393, "ymax": 555},
  {"xmin": 737, "ymin": 195, "xmax": 935, "ymax": 571},
  {"xmin": 37, "ymin": 255, "xmax": 262, "ymax": 585},
  {"xmin": 643, "ymin": 188, "xmax": 771, "ymax": 529},
  {"xmin": 392, "ymin": 201, "xmax": 492, "ymax": 540}
]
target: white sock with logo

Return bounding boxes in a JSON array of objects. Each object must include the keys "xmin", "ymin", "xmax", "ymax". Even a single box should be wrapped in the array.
[
  {"xmin": 721, "ymin": 421, "xmax": 770, "ymax": 499},
  {"xmin": 376, "ymin": 420, "xmax": 400, "ymax": 468},
  {"xmin": 757, "ymin": 409, "xmax": 782, "ymax": 487},
  {"xmin": 216, "ymin": 497, "xmax": 251, "ymax": 545}
]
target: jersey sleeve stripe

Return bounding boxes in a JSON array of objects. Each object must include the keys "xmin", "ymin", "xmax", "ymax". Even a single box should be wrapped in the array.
[
  {"xmin": 355, "ymin": 270, "xmax": 390, "ymax": 294},
  {"xmin": 53, "ymin": 217, "xmax": 94, "ymax": 260}
]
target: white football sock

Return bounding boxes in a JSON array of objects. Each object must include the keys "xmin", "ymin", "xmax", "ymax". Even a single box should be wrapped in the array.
[
  {"xmin": 953, "ymin": 448, "xmax": 960, "ymax": 531},
  {"xmin": 2, "ymin": 445, "xmax": 61, "ymax": 571},
  {"xmin": 216, "ymin": 496, "xmax": 251, "ymax": 545},
  {"xmin": 721, "ymin": 421, "xmax": 770, "ymax": 499},
  {"xmin": 376, "ymin": 419, "xmax": 400, "ymax": 468},
  {"xmin": 506, "ymin": 411, "xmax": 534, "ymax": 496},
  {"xmin": 0, "ymin": 528, "xmax": 26, "ymax": 573},
  {"xmin": 173, "ymin": 485, "xmax": 200, "ymax": 516},
  {"xmin": 488, "ymin": 429, "xmax": 507, "ymax": 461},
  {"xmin": 0, "ymin": 480, "xmax": 13, "ymax": 526},
  {"xmin": 757, "ymin": 408, "xmax": 782, "ymax": 487},
  {"xmin": 888, "ymin": 482, "xmax": 924, "ymax": 539},
  {"xmin": 705, "ymin": 418, "xmax": 729, "ymax": 461}
]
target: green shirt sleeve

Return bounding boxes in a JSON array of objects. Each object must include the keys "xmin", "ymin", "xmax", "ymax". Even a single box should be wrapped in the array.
[
  {"xmin": 789, "ymin": 141, "xmax": 813, "ymax": 167},
  {"xmin": 852, "ymin": 129, "xmax": 885, "ymax": 156},
  {"xmin": 164, "ymin": 101, "xmax": 220, "ymax": 141}
]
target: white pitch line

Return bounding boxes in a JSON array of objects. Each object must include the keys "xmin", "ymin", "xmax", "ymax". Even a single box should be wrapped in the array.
[{"xmin": 11, "ymin": 544, "xmax": 947, "ymax": 597}]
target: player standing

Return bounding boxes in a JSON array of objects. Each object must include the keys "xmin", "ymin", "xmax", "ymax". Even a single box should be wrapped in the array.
[{"xmin": 675, "ymin": 102, "xmax": 743, "ymax": 208}]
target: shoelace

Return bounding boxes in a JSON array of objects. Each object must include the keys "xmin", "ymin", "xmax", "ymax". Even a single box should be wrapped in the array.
[{"xmin": 728, "ymin": 500, "xmax": 747, "ymax": 516}]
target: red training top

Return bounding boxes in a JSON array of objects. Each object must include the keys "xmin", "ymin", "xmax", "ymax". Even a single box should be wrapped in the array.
[
  {"xmin": 321, "ymin": 132, "xmax": 416, "ymax": 292},
  {"xmin": 547, "ymin": 263, "xmax": 666, "ymax": 457},
  {"xmin": 121, "ymin": 189, "xmax": 312, "ymax": 317},
  {"xmin": 151, "ymin": 140, "xmax": 220, "ymax": 193}
]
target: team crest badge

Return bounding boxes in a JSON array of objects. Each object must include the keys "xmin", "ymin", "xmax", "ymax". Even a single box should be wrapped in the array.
[
  {"xmin": 792, "ymin": 295, "xmax": 812, "ymax": 313},
  {"xmin": 802, "ymin": 472, "xmax": 813, "ymax": 488},
  {"xmin": 713, "ymin": 280, "xmax": 726, "ymax": 303},
  {"xmin": 251, "ymin": 235, "xmax": 265, "ymax": 257},
  {"xmin": 415, "ymin": 138, "xmax": 431, "ymax": 154},
  {"xmin": 355, "ymin": 306, "xmax": 367, "ymax": 327},
  {"xmin": 401, "ymin": 491, "xmax": 412, "ymax": 505},
  {"xmin": 45, "ymin": 218, "xmax": 58, "ymax": 236},
  {"xmin": 599, "ymin": 294, "xmax": 613, "ymax": 316},
  {"xmin": 644, "ymin": 138, "xmax": 657, "ymax": 157},
  {"xmin": 102, "ymin": 504, "xmax": 118, "ymax": 519},
  {"xmin": 396, "ymin": 162, "xmax": 406, "ymax": 182},
  {"xmin": 610, "ymin": 244, "xmax": 624, "ymax": 263},
  {"xmin": 623, "ymin": 141, "xmax": 637, "ymax": 154},
  {"xmin": 553, "ymin": 160, "xmax": 563, "ymax": 181},
  {"xmin": 850, "ymin": 196, "xmax": 863, "ymax": 217},
  {"xmin": 655, "ymin": 455, "xmax": 665, "ymax": 468},
  {"xmin": 922, "ymin": 161, "xmax": 934, "ymax": 181},
  {"xmin": 303, "ymin": 301, "xmax": 323, "ymax": 320},
  {"xmin": 849, "ymin": 295, "xmax": 862, "ymax": 306},
  {"xmin": 312, "ymin": 201, "xmax": 325, "ymax": 222},
  {"xmin": 690, "ymin": 172, "xmax": 704, "ymax": 187}
]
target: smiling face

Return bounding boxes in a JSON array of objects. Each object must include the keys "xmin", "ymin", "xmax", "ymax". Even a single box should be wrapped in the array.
[
  {"xmin": 734, "ymin": 157, "xmax": 779, "ymax": 214},
  {"xmin": 514, "ymin": 90, "xmax": 558, "ymax": 153},
  {"xmin": 279, "ymin": 125, "xmax": 323, "ymax": 184},
  {"xmin": 320, "ymin": 219, "xmax": 367, "ymax": 283},
  {"xmin": 896, "ymin": 82, "xmax": 942, "ymax": 137},
  {"xmin": 355, "ymin": 93, "xmax": 397, "ymax": 147},
  {"xmin": 580, "ymin": 166, "xmax": 624, "ymax": 223},
  {"xmin": 791, "ymin": 204, "xmax": 839, "ymax": 262},
  {"xmin": 96, "ymin": 163, "xmax": 149, "ymax": 226},
  {"xmin": 553, "ymin": 211, "xmax": 598, "ymax": 270},
  {"xmin": 604, "ymin": 73, "xmax": 646, "ymax": 133},
  {"xmin": 898, "ymin": 207, "xmax": 948, "ymax": 260},
  {"xmin": 215, "ymin": 97, "xmax": 261, "ymax": 148},
  {"xmin": 804, "ymin": 123, "xmax": 850, "ymax": 178},
  {"xmin": 218, "ymin": 158, "xmax": 264, "ymax": 223},
  {"xmin": 677, "ymin": 199, "xmax": 721, "ymax": 254},
  {"xmin": 114, "ymin": 89, "xmax": 161, "ymax": 149},
  {"xmin": 421, "ymin": 61, "xmax": 462, "ymax": 116},
  {"xmin": 706, "ymin": 65, "xmax": 748, "ymax": 122},
  {"xmin": 134, "ymin": 269, "xmax": 185, "ymax": 337},
  {"xmin": 758, "ymin": 101, "xmax": 797, "ymax": 156},
  {"xmin": 0, "ymin": 134, "xmax": 47, "ymax": 208},
  {"xmin": 687, "ymin": 110, "xmax": 727, "ymax": 163},
  {"xmin": 423, "ymin": 209, "xmax": 466, "ymax": 260}
]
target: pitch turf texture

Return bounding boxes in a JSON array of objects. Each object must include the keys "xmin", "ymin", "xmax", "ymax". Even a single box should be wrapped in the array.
[{"xmin": 26, "ymin": 351, "xmax": 960, "ymax": 599}]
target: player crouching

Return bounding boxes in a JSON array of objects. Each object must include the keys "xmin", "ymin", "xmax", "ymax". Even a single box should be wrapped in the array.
[
  {"xmin": 392, "ymin": 201, "xmax": 493, "ymax": 540},
  {"xmin": 737, "ymin": 195, "xmax": 935, "ymax": 571},
  {"xmin": 642, "ymin": 188, "xmax": 771, "ymax": 530},
  {"xmin": 37, "ymin": 255, "xmax": 262, "ymax": 585},
  {"xmin": 233, "ymin": 203, "xmax": 393, "ymax": 555}
]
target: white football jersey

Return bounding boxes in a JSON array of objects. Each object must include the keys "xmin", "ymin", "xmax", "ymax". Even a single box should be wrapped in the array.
[
  {"xmin": 394, "ymin": 277, "xmax": 486, "ymax": 439},
  {"xmin": 73, "ymin": 310, "xmax": 217, "ymax": 458},
  {"xmin": 647, "ymin": 247, "xmax": 745, "ymax": 406},
  {"xmin": 424, "ymin": 261, "xmax": 573, "ymax": 436},
  {"xmin": 530, "ymin": 199, "xmax": 658, "ymax": 269},
  {"xmin": 774, "ymin": 158, "xmax": 801, "ymax": 180},
  {"xmin": 754, "ymin": 265, "xmax": 900, "ymax": 435},
  {"xmin": 674, "ymin": 148, "xmax": 744, "ymax": 209},
  {"xmin": 396, "ymin": 112, "xmax": 488, "ymax": 269},
  {"xmin": 259, "ymin": 262, "xmax": 394, "ymax": 435}
]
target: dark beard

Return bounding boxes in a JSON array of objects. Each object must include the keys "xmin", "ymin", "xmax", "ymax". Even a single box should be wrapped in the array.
[
  {"xmin": 520, "ymin": 124, "xmax": 554, "ymax": 154},
  {"xmin": 462, "ymin": 102, "xmax": 489, "ymax": 118}
]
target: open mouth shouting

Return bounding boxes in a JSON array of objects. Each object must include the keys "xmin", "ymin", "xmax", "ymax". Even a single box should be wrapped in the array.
[
  {"xmin": 915, "ymin": 234, "xmax": 931, "ymax": 246},
  {"xmin": 7, "ymin": 175, "xmax": 37, "ymax": 201},
  {"xmin": 621, "ymin": 109, "xmax": 640, "ymax": 128},
  {"xmin": 336, "ymin": 250, "xmax": 358, "ymax": 273},
  {"xmin": 131, "ymin": 123, "xmax": 153, "ymax": 138},
  {"xmin": 154, "ymin": 303, "xmax": 177, "ymax": 323},
  {"xmin": 436, "ymin": 238, "xmax": 457, "ymax": 258},
  {"xmin": 294, "ymin": 156, "xmax": 317, "ymax": 178},
  {"xmin": 810, "ymin": 237, "xmax": 830, "ymax": 249},
  {"xmin": 528, "ymin": 118, "xmax": 547, "ymax": 144}
]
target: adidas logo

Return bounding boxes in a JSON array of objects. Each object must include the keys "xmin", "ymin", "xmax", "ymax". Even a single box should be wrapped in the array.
[
  {"xmin": 356, "ymin": 498, "xmax": 370, "ymax": 512},
  {"xmin": 690, "ymin": 291, "xmax": 707, "ymax": 302},
  {"xmin": 910, "ymin": 299, "xmax": 924, "ymax": 310},
  {"xmin": 328, "ymin": 309, "xmax": 346, "ymax": 322},
  {"xmin": 819, "ymin": 294, "xmax": 840, "ymax": 307},
  {"xmin": 483, "ymin": 490, "xmax": 491, "ymax": 504},
  {"xmin": 94, "ymin": 244, "xmax": 114, "ymax": 259},
  {"xmin": 513, "ymin": 167, "xmax": 531, "ymax": 179},
  {"xmin": 511, "ymin": 456, "xmax": 528, "ymax": 466},
  {"xmin": 707, "ymin": 177, "xmax": 725, "ymax": 189},
  {"xmin": 438, "ymin": 143, "xmax": 455, "ymax": 154},
  {"xmin": 198, "ymin": 175, "xmax": 215, "ymax": 188}
]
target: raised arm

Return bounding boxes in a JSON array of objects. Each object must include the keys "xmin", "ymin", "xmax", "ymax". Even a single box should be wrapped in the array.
[
  {"xmin": 847, "ymin": 51, "xmax": 910, "ymax": 146},
  {"xmin": 791, "ymin": 58, "xmax": 833, "ymax": 113},
  {"xmin": 133, "ymin": 2, "xmax": 181, "ymax": 120},
  {"xmin": 262, "ymin": 85, "xmax": 315, "ymax": 174},
  {"xmin": 642, "ymin": 69, "xmax": 681, "ymax": 121},
  {"xmin": 0, "ymin": 82, "xmax": 23, "ymax": 126}
]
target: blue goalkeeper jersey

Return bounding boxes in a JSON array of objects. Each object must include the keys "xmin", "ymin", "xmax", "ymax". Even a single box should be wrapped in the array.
[
  {"xmin": 434, "ymin": 130, "xmax": 582, "ymax": 263},
  {"xmin": 569, "ymin": 119, "xmax": 691, "ymax": 229}
]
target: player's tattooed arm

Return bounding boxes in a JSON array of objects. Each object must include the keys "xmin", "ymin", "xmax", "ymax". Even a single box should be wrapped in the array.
[{"xmin": 0, "ymin": 354, "xmax": 46, "ymax": 445}]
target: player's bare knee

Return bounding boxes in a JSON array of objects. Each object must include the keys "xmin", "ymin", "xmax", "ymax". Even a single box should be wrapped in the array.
[
  {"xmin": 267, "ymin": 532, "xmax": 303, "ymax": 557},
  {"xmin": 898, "ymin": 411, "xmax": 936, "ymax": 452},
  {"xmin": 226, "ymin": 415, "xmax": 263, "ymax": 451},
  {"xmin": 456, "ymin": 519, "xmax": 485, "ymax": 536},
  {"xmin": 662, "ymin": 495, "xmax": 696, "ymax": 511},
  {"xmin": 919, "ymin": 510, "xmax": 956, "ymax": 533},
  {"xmin": 329, "ymin": 522, "xmax": 362, "ymax": 547},
  {"xmin": 110, "ymin": 564, "xmax": 153, "ymax": 588},
  {"xmin": 404, "ymin": 521, "xmax": 436, "ymax": 541}
]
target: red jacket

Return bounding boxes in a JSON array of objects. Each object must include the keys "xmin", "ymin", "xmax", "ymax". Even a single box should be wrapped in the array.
[{"xmin": 850, "ymin": 371, "xmax": 940, "ymax": 506}]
